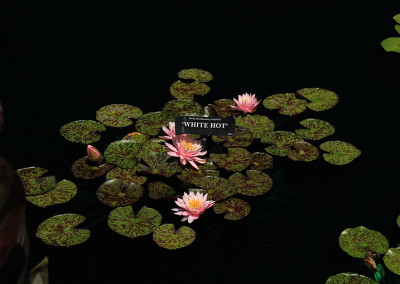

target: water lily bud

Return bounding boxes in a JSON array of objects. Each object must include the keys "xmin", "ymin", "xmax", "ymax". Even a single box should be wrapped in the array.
[{"xmin": 87, "ymin": 145, "xmax": 102, "ymax": 162}]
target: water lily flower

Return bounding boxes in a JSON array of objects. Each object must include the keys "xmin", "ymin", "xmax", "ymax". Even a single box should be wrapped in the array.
[
  {"xmin": 87, "ymin": 145, "xmax": 102, "ymax": 163},
  {"xmin": 231, "ymin": 93, "xmax": 261, "ymax": 113},
  {"xmin": 159, "ymin": 121, "xmax": 187, "ymax": 140},
  {"xmin": 165, "ymin": 136, "xmax": 207, "ymax": 170},
  {"xmin": 172, "ymin": 191, "xmax": 215, "ymax": 223}
]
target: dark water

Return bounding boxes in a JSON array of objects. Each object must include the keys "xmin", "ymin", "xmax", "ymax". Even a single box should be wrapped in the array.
[{"xmin": 2, "ymin": 0, "xmax": 400, "ymax": 283}]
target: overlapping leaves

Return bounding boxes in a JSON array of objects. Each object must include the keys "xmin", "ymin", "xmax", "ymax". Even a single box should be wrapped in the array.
[
  {"xmin": 228, "ymin": 170, "xmax": 273, "ymax": 196},
  {"xmin": 97, "ymin": 179, "xmax": 144, "ymax": 207},
  {"xmin": 210, "ymin": 148, "xmax": 252, "ymax": 172},
  {"xmin": 71, "ymin": 157, "xmax": 116, "ymax": 179},
  {"xmin": 96, "ymin": 104, "xmax": 142, "ymax": 127}
]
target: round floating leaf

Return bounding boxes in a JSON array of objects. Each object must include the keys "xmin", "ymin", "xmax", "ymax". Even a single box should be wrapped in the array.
[
  {"xmin": 213, "ymin": 198, "xmax": 251, "ymax": 220},
  {"xmin": 108, "ymin": 206, "xmax": 162, "ymax": 238},
  {"xmin": 228, "ymin": 170, "xmax": 273, "ymax": 196},
  {"xmin": 396, "ymin": 25, "xmax": 400, "ymax": 35},
  {"xmin": 71, "ymin": 157, "xmax": 116, "ymax": 179},
  {"xmin": 106, "ymin": 167, "xmax": 147, "ymax": 187},
  {"xmin": 339, "ymin": 226, "xmax": 389, "ymax": 258},
  {"xmin": 96, "ymin": 104, "xmax": 143, "ymax": 127},
  {"xmin": 122, "ymin": 132, "xmax": 149, "ymax": 143},
  {"xmin": 104, "ymin": 140, "xmax": 142, "ymax": 169},
  {"xmin": 381, "ymin": 37, "xmax": 400, "ymax": 53},
  {"xmin": 162, "ymin": 99, "xmax": 202, "ymax": 115},
  {"xmin": 397, "ymin": 215, "xmax": 400, "ymax": 228},
  {"xmin": 210, "ymin": 148, "xmax": 252, "ymax": 172},
  {"xmin": 394, "ymin": 14, "xmax": 400, "ymax": 24},
  {"xmin": 384, "ymin": 248, "xmax": 400, "ymax": 275},
  {"xmin": 170, "ymin": 81, "xmax": 210, "ymax": 100},
  {"xmin": 199, "ymin": 158, "xmax": 218, "ymax": 170},
  {"xmin": 211, "ymin": 99, "xmax": 239, "ymax": 117},
  {"xmin": 97, "ymin": 179, "xmax": 143, "ymax": 207},
  {"xmin": 212, "ymin": 127, "xmax": 253, "ymax": 148},
  {"xmin": 60, "ymin": 120, "xmax": 106, "ymax": 144},
  {"xmin": 320, "ymin": 141, "xmax": 361, "ymax": 165},
  {"xmin": 16, "ymin": 167, "xmax": 56, "ymax": 196},
  {"xmin": 153, "ymin": 224, "xmax": 196, "ymax": 250},
  {"xmin": 295, "ymin": 118, "xmax": 335, "ymax": 140},
  {"xmin": 296, "ymin": 88, "xmax": 339, "ymax": 111},
  {"xmin": 262, "ymin": 93, "xmax": 307, "ymax": 115},
  {"xmin": 137, "ymin": 151, "xmax": 182, "ymax": 177},
  {"xmin": 148, "ymin": 181, "xmax": 176, "ymax": 199},
  {"xmin": 325, "ymin": 273, "xmax": 377, "ymax": 284},
  {"xmin": 193, "ymin": 176, "xmax": 237, "ymax": 202},
  {"xmin": 261, "ymin": 131, "xmax": 303, "ymax": 156},
  {"xmin": 178, "ymin": 68, "xmax": 213, "ymax": 82},
  {"xmin": 135, "ymin": 111, "xmax": 176, "ymax": 136},
  {"xmin": 177, "ymin": 168, "xmax": 219, "ymax": 185},
  {"xmin": 36, "ymin": 214, "xmax": 90, "ymax": 246},
  {"xmin": 235, "ymin": 115, "xmax": 275, "ymax": 139},
  {"xmin": 250, "ymin": 152, "xmax": 273, "ymax": 170},
  {"xmin": 287, "ymin": 141, "xmax": 319, "ymax": 162},
  {"xmin": 26, "ymin": 180, "xmax": 77, "ymax": 208}
]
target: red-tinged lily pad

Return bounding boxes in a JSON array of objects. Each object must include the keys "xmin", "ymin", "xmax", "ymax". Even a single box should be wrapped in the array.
[
  {"xmin": 26, "ymin": 180, "xmax": 77, "ymax": 208},
  {"xmin": 36, "ymin": 214, "xmax": 90, "ymax": 247},
  {"xmin": 96, "ymin": 104, "xmax": 143, "ymax": 127},
  {"xmin": 384, "ymin": 248, "xmax": 400, "ymax": 275},
  {"xmin": 97, "ymin": 179, "xmax": 143, "ymax": 207},
  {"xmin": 122, "ymin": 132, "xmax": 149, "ymax": 143},
  {"xmin": 261, "ymin": 131, "xmax": 303, "ymax": 156},
  {"xmin": 60, "ymin": 120, "xmax": 106, "ymax": 144},
  {"xmin": 381, "ymin": 37, "xmax": 400, "ymax": 53},
  {"xmin": 325, "ymin": 273, "xmax": 377, "ymax": 284},
  {"xmin": 177, "ymin": 168, "xmax": 220, "ymax": 185},
  {"xmin": 250, "ymin": 152, "xmax": 273, "ymax": 170},
  {"xmin": 137, "ymin": 151, "xmax": 182, "ymax": 177},
  {"xmin": 210, "ymin": 99, "xmax": 239, "ymax": 117},
  {"xmin": 228, "ymin": 170, "xmax": 273, "ymax": 196},
  {"xmin": 135, "ymin": 111, "xmax": 176, "ymax": 136},
  {"xmin": 106, "ymin": 168, "xmax": 147, "ymax": 187},
  {"xmin": 288, "ymin": 141, "xmax": 319, "ymax": 162},
  {"xmin": 212, "ymin": 127, "xmax": 253, "ymax": 148},
  {"xmin": 295, "ymin": 118, "xmax": 335, "ymax": 140},
  {"xmin": 148, "ymin": 181, "xmax": 176, "ymax": 200},
  {"xmin": 193, "ymin": 176, "xmax": 237, "ymax": 202},
  {"xmin": 170, "ymin": 81, "xmax": 210, "ymax": 100},
  {"xmin": 339, "ymin": 226, "xmax": 389, "ymax": 258},
  {"xmin": 16, "ymin": 167, "xmax": 56, "ymax": 196},
  {"xmin": 213, "ymin": 198, "xmax": 251, "ymax": 220},
  {"xmin": 178, "ymin": 68, "xmax": 213, "ymax": 82},
  {"xmin": 153, "ymin": 224, "xmax": 196, "ymax": 250},
  {"xmin": 296, "ymin": 88, "xmax": 339, "ymax": 111},
  {"xmin": 107, "ymin": 206, "xmax": 162, "ymax": 238},
  {"xmin": 71, "ymin": 157, "xmax": 116, "ymax": 179},
  {"xmin": 104, "ymin": 140, "xmax": 142, "ymax": 169},
  {"xmin": 162, "ymin": 99, "xmax": 202, "ymax": 115},
  {"xmin": 320, "ymin": 141, "xmax": 362, "ymax": 165},
  {"xmin": 210, "ymin": 148, "xmax": 252, "ymax": 172},
  {"xmin": 262, "ymin": 93, "xmax": 308, "ymax": 115},
  {"xmin": 199, "ymin": 158, "xmax": 218, "ymax": 170},
  {"xmin": 235, "ymin": 115, "xmax": 275, "ymax": 139}
]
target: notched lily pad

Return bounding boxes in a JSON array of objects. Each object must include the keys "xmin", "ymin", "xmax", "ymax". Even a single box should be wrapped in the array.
[
  {"xmin": 228, "ymin": 170, "xmax": 273, "ymax": 196},
  {"xmin": 71, "ymin": 157, "xmax": 116, "ymax": 179},
  {"xmin": 262, "ymin": 93, "xmax": 307, "ymax": 115},
  {"xmin": 17, "ymin": 167, "xmax": 56, "ymax": 196},
  {"xmin": 135, "ymin": 111, "xmax": 176, "ymax": 136},
  {"xmin": 261, "ymin": 131, "xmax": 303, "ymax": 156},
  {"xmin": 288, "ymin": 141, "xmax": 319, "ymax": 162},
  {"xmin": 97, "ymin": 179, "xmax": 143, "ymax": 207},
  {"xmin": 178, "ymin": 68, "xmax": 213, "ymax": 82},
  {"xmin": 104, "ymin": 140, "xmax": 142, "ymax": 169},
  {"xmin": 325, "ymin": 273, "xmax": 377, "ymax": 284},
  {"xmin": 381, "ymin": 37, "xmax": 400, "ymax": 53},
  {"xmin": 26, "ymin": 180, "xmax": 77, "ymax": 207},
  {"xmin": 148, "ymin": 181, "xmax": 176, "ymax": 200},
  {"xmin": 193, "ymin": 176, "xmax": 237, "ymax": 202},
  {"xmin": 137, "ymin": 151, "xmax": 182, "ymax": 177},
  {"xmin": 60, "ymin": 120, "xmax": 106, "ymax": 144},
  {"xmin": 96, "ymin": 104, "xmax": 143, "ymax": 127},
  {"xmin": 153, "ymin": 224, "xmax": 196, "ymax": 250},
  {"xmin": 213, "ymin": 198, "xmax": 251, "ymax": 220},
  {"xmin": 170, "ymin": 81, "xmax": 210, "ymax": 100},
  {"xmin": 177, "ymin": 168, "xmax": 220, "ymax": 185},
  {"xmin": 210, "ymin": 148, "xmax": 252, "ymax": 172},
  {"xmin": 250, "ymin": 152, "xmax": 273, "ymax": 170},
  {"xmin": 296, "ymin": 88, "xmax": 339, "ymax": 111},
  {"xmin": 320, "ymin": 141, "xmax": 361, "ymax": 165},
  {"xmin": 106, "ymin": 167, "xmax": 147, "ymax": 187},
  {"xmin": 384, "ymin": 247, "xmax": 400, "ymax": 275},
  {"xmin": 162, "ymin": 99, "xmax": 202, "ymax": 115},
  {"xmin": 210, "ymin": 99, "xmax": 239, "ymax": 117},
  {"xmin": 212, "ymin": 127, "xmax": 253, "ymax": 147},
  {"xmin": 295, "ymin": 118, "xmax": 335, "ymax": 140},
  {"xmin": 235, "ymin": 115, "xmax": 275, "ymax": 139}
]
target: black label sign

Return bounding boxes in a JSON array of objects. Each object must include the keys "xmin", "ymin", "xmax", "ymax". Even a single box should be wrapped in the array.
[{"xmin": 175, "ymin": 116, "xmax": 235, "ymax": 136}]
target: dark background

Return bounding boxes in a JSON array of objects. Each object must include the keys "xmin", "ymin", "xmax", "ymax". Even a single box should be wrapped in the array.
[{"xmin": 2, "ymin": 0, "xmax": 400, "ymax": 283}]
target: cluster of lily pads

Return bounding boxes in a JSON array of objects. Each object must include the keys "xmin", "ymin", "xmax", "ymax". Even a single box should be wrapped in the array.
[
  {"xmin": 17, "ymin": 68, "xmax": 361, "ymax": 250},
  {"xmin": 381, "ymin": 14, "xmax": 400, "ymax": 53}
]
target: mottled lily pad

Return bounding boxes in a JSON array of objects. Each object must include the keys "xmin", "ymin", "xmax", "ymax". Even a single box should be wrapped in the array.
[
  {"xmin": 170, "ymin": 81, "xmax": 210, "ymax": 100},
  {"xmin": 210, "ymin": 148, "xmax": 252, "ymax": 172},
  {"xmin": 296, "ymin": 88, "xmax": 339, "ymax": 111},
  {"xmin": 106, "ymin": 167, "xmax": 147, "ymax": 187},
  {"xmin": 325, "ymin": 273, "xmax": 377, "ymax": 284},
  {"xmin": 295, "ymin": 118, "xmax": 335, "ymax": 140},
  {"xmin": 153, "ymin": 224, "xmax": 196, "ymax": 250},
  {"xmin": 97, "ymin": 179, "xmax": 143, "ymax": 207},
  {"xmin": 228, "ymin": 170, "xmax": 273, "ymax": 196},
  {"xmin": 320, "ymin": 141, "xmax": 361, "ymax": 165},
  {"xmin": 135, "ymin": 111, "xmax": 176, "ymax": 136},
  {"xmin": 235, "ymin": 115, "xmax": 275, "ymax": 139},
  {"xmin": 261, "ymin": 131, "xmax": 303, "ymax": 156},
  {"xmin": 96, "ymin": 104, "xmax": 143, "ymax": 127},
  {"xmin": 148, "ymin": 181, "xmax": 176, "ymax": 200},
  {"xmin": 288, "ymin": 141, "xmax": 319, "ymax": 162},
  {"xmin": 199, "ymin": 158, "xmax": 218, "ymax": 170},
  {"xmin": 60, "ymin": 120, "xmax": 106, "ymax": 144},
  {"xmin": 339, "ymin": 226, "xmax": 389, "ymax": 258},
  {"xmin": 162, "ymin": 99, "xmax": 202, "ymax": 115},
  {"xmin": 104, "ymin": 140, "xmax": 142, "ymax": 169},
  {"xmin": 16, "ymin": 167, "xmax": 56, "ymax": 196},
  {"xmin": 26, "ymin": 180, "xmax": 77, "ymax": 207},
  {"xmin": 262, "ymin": 93, "xmax": 307, "ymax": 115},
  {"xmin": 178, "ymin": 68, "xmax": 213, "ymax": 82},
  {"xmin": 250, "ymin": 152, "xmax": 273, "ymax": 170},
  {"xmin": 71, "ymin": 157, "xmax": 116, "ymax": 179},
  {"xmin": 122, "ymin": 132, "xmax": 149, "ymax": 143},
  {"xmin": 36, "ymin": 214, "xmax": 90, "ymax": 246},
  {"xmin": 211, "ymin": 99, "xmax": 239, "ymax": 117},
  {"xmin": 108, "ymin": 206, "xmax": 162, "ymax": 238},
  {"xmin": 137, "ymin": 151, "xmax": 182, "ymax": 177},
  {"xmin": 193, "ymin": 176, "xmax": 237, "ymax": 202},
  {"xmin": 213, "ymin": 198, "xmax": 251, "ymax": 220},
  {"xmin": 384, "ymin": 247, "xmax": 400, "ymax": 275},
  {"xmin": 212, "ymin": 127, "xmax": 253, "ymax": 148},
  {"xmin": 177, "ymin": 168, "xmax": 220, "ymax": 185},
  {"xmin": 381, "ymin": 37, "xmax": 400, "ymax": 53}
]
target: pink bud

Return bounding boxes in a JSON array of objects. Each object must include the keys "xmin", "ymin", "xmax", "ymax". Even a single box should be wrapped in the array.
[{"xmin": 87, "ymin": 145, "xmax": 102, "ymax": 162}]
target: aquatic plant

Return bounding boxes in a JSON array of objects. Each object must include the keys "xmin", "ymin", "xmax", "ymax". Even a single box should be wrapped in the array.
[
  {"xmin": 172, "ymin": 191, "xmax": 215, "ymax": 223},
  {"xmin": 381, "ymin": 14, "xmax": 400, "ymax": 53}
]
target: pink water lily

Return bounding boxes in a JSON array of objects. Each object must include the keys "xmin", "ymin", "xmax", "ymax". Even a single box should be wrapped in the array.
[
  {"xmin": 87, "ymin": 145, "xmax": 102, "ymax": 163},
  {"xmin": 231, "ymin": 93, "xmax": 261, "ymax": 113},
  {"xmin": 159, "ymin": 122, "xmax": 187, "ymax": 140},
  {"xmin": 172, "ymin": 191, "xmax": 215, "ymax": 223},
  {"xmin": 165, "ymin": 135, "xmax": 207, "ymax": 170}
]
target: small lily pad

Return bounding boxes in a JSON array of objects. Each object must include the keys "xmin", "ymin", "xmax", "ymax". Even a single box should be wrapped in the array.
[
  {"xmin": 108, "ymin": 206, "xmax": 162, "ymax": 238},
  {"xmin": 135, "ymin": 111, "xmax": 176, "ymax": 136},
  {"xmin": 381, "ymin": 37, "xmax": 400, "ymax": 53},
  {"xmin": 137, "ymin": 151, "xmax": 182, "ymax": 177},
  {"xmin": 177, "ymin": 168, "xmax": 220, "ymax": 185},
  {"xmin": 153, "ymin": 224, "xmax": 196, "ymax": 250},
  {"xmin": 148, "ymin": 181, "xmax": 176, "ymax": 199},
  {"xmin": 261, "ymin": 131, "xmax": 303, "ymax": 156},
  {"xmin": 60, "ymin": 120, "xmax": 106, "ymax": 144},
  {"xmin": 394, "ymin": 14, "xmax": 400, "ymax": 24},
  {"xmin": 170, "ymin": 80, "xmax": 210, "ymax": 100},
  {"xmin": 106, "ymin": 167, "xmax": 147, "ymax": 187},
  {"xmin": 339, "ymin": 226, "xmax": 389, "ymax": 258},
  {"xmin": 397, "ymin": 215, "xmax": 400, "ymax": 228},
  {"xmin": 295, "ymin": 118, "xmax": 335, "ymax": 140},
  {"xmin": 212, "ymin": 127, "xmax": 253, "ymax": 148},
  {"xmin": 228, "ymin": 170, "xmax": 273, "ymax": 196},
  {"xmin": 71, "ymin": 157, "xmax": 116, "ymax": 179},
  {"xmin": 210, "ymin": 148, "xmax": 252, "ymax": 172},
  {"xmin": 162, "ymin": 99, "xmax": 202, "ymax": 115},
  {"xmin": 320, "ymin": 141, "xmax": 361, "ymax": 165},
  {"xmin": 199, "ymin": 158, "xmax": 218, "ymax": 170},
  {"xmin": 122, "ymin": 132, "xmax": 149, "ymax": 143},
  {"xmin": 26, "ymin": 180, "xmax": 77, "ymax": 208},
  {"xmin": 250, "ymin": 152, "xmax": 273, "ymax": 170},
  {"xmin": 104, "ymin": 140, "xmax": 142, "ymax": 169},
  {"xmin": 384, "ymin": 247, "xmax": 400, "ymax": 275},
  {"xmin": 36, "ymin": 214, "xmax": 90, "ymax": 246},
  {"xmin": 97, "ymin": 179, "xmax": 144, "ymax": 207},
  {"xmin": 213, "ymin": 198, "xmax": 251, "ymax": 220},
  {"xmin": 193, "ymin": 176, "xmax": 237, "ymax": 202},
  {"xmin": 296, "ymin": 88, "xmax": 339, "ymax": 111},
  {"xmin": 287, "ymin": 141, "xmax": 319, "ymax": 162},
  {"xmin": 325, "ymin": 273, "xmax": 377, "ymax": 284},
  {"xmin": 96, "ymin": 104, "xmax": 143, "ymax": 127},
  {"xmin": 211, "ymin": 99, "xmax": 239, "ymax": 117},
  {"xmin": 262, "ymin": 93, "xmax": 307, "ymax": 115},
  {"xmin": 395, "ymin": 25, "xmax": 400, "ymax": 35},
  {"xmin": 178, "ymin": 68, "xmax": 213, "ymax": 82},
  {"xmin": 235, "ymin": 115, "xmax": 275, "ymax": 139},
  {"xmin": 16, "ymin": 167, "xmax": 56, "ymax": 196}
]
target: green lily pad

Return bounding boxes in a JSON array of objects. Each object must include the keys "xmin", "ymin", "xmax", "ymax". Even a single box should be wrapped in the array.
[
  {"xmin": 339, "ymin": 226, "xmax": 389, "ymax": 258},
  {"xmin": 108, "ymin": 206, "xmax": 162, "ymax": 238},
  {"xmin": 104, "ymin": 140, "xmax": 142, "ymax": 169},
  {"xmin": 177, "ymin": 68, "xmax": 213, "ymax": 82},
  {"xmin": 250, "ymin": 152, "xmax": 273, "ymax": 170},
  {"xmin": 288, "ymin": 141, "xmax": 319, "ymax": 162},
  {"xmin": 71, "ymin": 157, "xmax": 116, "ymax": 179},
  {"xmin": 177, "ymin": 168, "xmax": 220, "ymax": 185},
  {"xmin": 397, "ymin": 215, "xmax": 400, "ymax": 228},
  {"xmin": 16, "ymin": 167, "xmax": 56, "ymax": 196},
  {"xmin": 36, "ymin": 214, "xmax": 90, "ymax": 246},
  {"xmin": 384, "ymin": 248, "xmax": 400, "ymax": 275},
  {"xmin": 135, "ymin": 111, "xmax": 176, "ymax": 136},
  {"xmin": 162, "ymin": 99, "xmax": 202, "ymax": 115},
  {"xmin": 199, "ymin": 158, "xmax": 218, "ymax": 170},
  {"xmin": 26, "ymin": 180, "xmax": 77, "ymax": 208},
  {"xmin": 296, "ymin": 88, "xmax": 339, "ymax": 111},
  {"xmin": 213, "ymin": 198, "xmax": 251, "ymax": 220},
  {"xmin": 153, "ymin": 224, "xmax": 196, "ymax": 250},
  {"xmin": 170, "ymin": 81, "xmax": 211, "ymax": 100},
  {"xmin": 394, "ymin": 14, "xmax": 400, "ymax": 24},
  {"xmin": 228, "ymin": 170, "xmax": 273, "ymax": 196},
  {"xmin": 295, "ymin": 118, "xmax": 335, "ymax": 140},
  {"xmin": 106, "ymin": 167, "xmax": 147, "ymax": 187},
  {"xmin": 262, "ymin": 93, "xmax": 307, "ymax": 115},
  {"xmin": 381, "ymin": 37, "xmax": 400, "ymax": 53},
  {"xmin": 395, "ymin": 25, "xmax": 400, "ymax": 35},
  {"xmin": 261, "ymin": 131, "xmax": 303, "ymax": 156},
  {"xmin": 96, "ymin": 104, "xmax": 143, "ymax": 127},
  {"xmin": 210, "ymin": 148, "xmax": 252, "ymax": 172},
  {"xmin": 137, "ymin": 151, "xmax": 182, "ymax": 177},
  {"xmin": 320, "ymin": 141, "xmax": 361, "ymax": 165},
  {"xmin": 193, "ymin": 176, "xmax": 237, "ymax": 202},
  {"xmin": 234, "ymin": 115, "xmax": 275, "ymax": 139},
  {"xmin": 325, "ymin": 273, "xmax": 377, "ymax": 284},
  {"xmin": 97, "ymin": 179, "xmax": 144, "ymax": 207},
  {"xmin": 211, "ymin": 99, "xmax": 239, "ymax": 117},
  {"xmin": 60, "ymin": 120, "xmax": 106, "ymax": 144},
  {"xmin": 212, "ymin": 127, "xmax": 253, "ymax": 148},
  {"xmin": 148, "ymin": 181, "xmax": 176, "ymax": 200},
  {"xmin": 122, "ymin": 132, "xmax": 149, "ymax": 142}
]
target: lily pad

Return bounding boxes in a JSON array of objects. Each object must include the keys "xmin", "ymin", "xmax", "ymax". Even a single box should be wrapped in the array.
[
  {"xmin": 135, "ymin": 111, "xmax": 176, "ymax": 136},
  {"xmin": 287, "ymin": 141, "xmax": 319, "ymax": 162},
  {"xmin": 153, "ymin": 224, "xmax": 196, "ymax": 250},
  {"xmin": 26, "ymin": 180, "xmax": 77, "ymax": 208},
  {"xmin": 199, "ymin": 158, "xmax": 218, "ymax": 170},
  {"xmin": 296, "ymin": 88, "xmax": 339, "ymax": 111},
  {"xmin": 212, "ymin": 127, "xmax": 253, "ymax": 148},
  {"xmin": 210, "ymin": 148, "xmax": 252, "ymax": 172},
  {"xmin": 250, "ymin": 152, "xmax": 273, "ymax": 170},
  {"xmin": 148, "ymin": 181, "xmax": 176, "ymax": 200},
  {"xmin": 381, "ymin": 37, "xmax": 400, "ymax": 53},
  {"xmin": 16, "ymin": 167, "xmax": 56, "ymax": 196},
  {"xmin": 71, "ymin": 157, "xmax": 116, "ymax": 179},
  {"xmin": 170, "ymin": 80, "xmax": 210, "ymax": 100},
  {"xmin": 60, "ymin": 120, "xmax": 106, "ymax": 144},
  {"xmin": 36, "ymin": 214, "xmax": 90, "ymax": 246},
  {"xmin": 394, "ymin": 14, "xmax": 400, "ymax": 24},
  {"xmin": 162, "ymin": 99, "xmax": 202, "ymax": 115},
  {"xmin": 262, "ymin": 93, "xmax": 307, "ymax": 115},
  {"xmin": 177, "ymin": 168, "xmax": 220, "ymax": 185},
  {"xmin": 397, "ymin": 215, "xmax": 400, "ymax": 228},
  {"xmin": 228, "ymin": 170, "xmax": 273, "ymax": 196},
  {"xmin": 210, "ymin": 99, "xmax": 239, "ymax": 117},
  {"xmin": 106, "ymin": 167, "xmax": 147, "ymax": 187},
  {"xmin": 339, "ymin": 226, "xmax": 389, "ymax": 258},
  {"xmin": 213, "ymin": 198, "xmax": 251, "ymax": 220},
  {"xmin": 325, "ymin": 273, "xmax": 377, "ymax": 284},
  {"xmin": 108, "ymin": 206, "xmax": 162, "ymax": 238},
  {"xmin": 234, "ymin": 115, "xmax": 275, "ymax": 139},
  {"xmin": 122, "ymin": 132, "xmax": 149, "ymax": 143},
  {"xmin": 261, "ymin": 131, "xmax": 303, "ymax": 156},
  {"xmin": 193, "ymin": 176, "xmax": 237, "ymax": 202},
  {"xmin": 96, "ymin": 104, "xmax": 143, "ymax": 127},
  {"xmin": 320, "ymin": 141, "xmax": 361, "ymax": 165},
  {"xmin": 178, "ymin": 68, "xmax": 213, "ymax": 82},
  {"xmin": 97, "ymin": 179, "xmax": 144, "ymax": 207},
  {"xmin": 202, "ymin": 105, "xmax": 218, "ymax": 117},
  {"xmin": 384, "ymin": 247, "xmax": 400, "ymax": 275},
  {"xmin": 295, "ymin": 118, "xmax": 335, "ymax": 140},
  {"xmin": 137, "ymin": 151, "xmax": 182, "ymax": 177},
  {"xmin": 104, "ymin": 140, "xmax": 142, "ymax": 169}
]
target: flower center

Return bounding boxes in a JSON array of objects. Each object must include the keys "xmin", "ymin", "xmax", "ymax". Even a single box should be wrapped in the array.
[
  {"xmin": 181, "ymin": 139, "xmax": 200, "ymax": 151},
  {"xmin": 188, "ymin": 199, "xmax": 202, "ymax": 209}
]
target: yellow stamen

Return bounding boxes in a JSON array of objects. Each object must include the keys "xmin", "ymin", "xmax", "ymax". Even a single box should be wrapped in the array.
[
  {"xmin": 189, "ymin": 198, "xmax": 202, "ymax": 209},
  {"xmin": 181, "ymin": 139, "xmax": 200, "ymax": 151}
]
